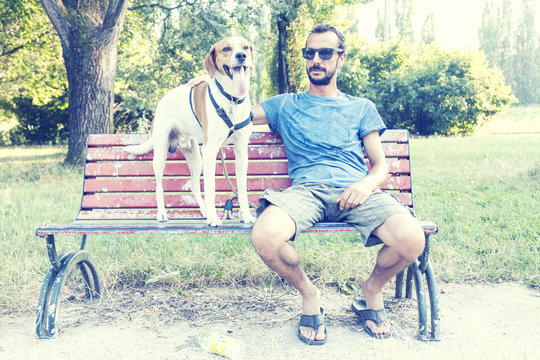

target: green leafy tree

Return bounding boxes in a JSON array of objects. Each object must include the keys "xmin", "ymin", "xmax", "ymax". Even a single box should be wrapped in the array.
[
  {"xmin": 339, "ymin": 42, "xmax": 516, "ymax": 135},
  {"xmin": 480, "ymin": 0, "xmax": 540, "ymax": 105},
  {"xmin": 0, "ymin": 0, "xmax": 67, "ymax": 144},
  {"xmin": 394, "ymin": 0, "xmax": 414, "ymax": 43},
  {"xmin": 512, "ymin": 0, "xmax": 540, "ymax": 104},
  {"xmin": 421, "ymin": 13, "xmax": 435, "ymax": 45}
]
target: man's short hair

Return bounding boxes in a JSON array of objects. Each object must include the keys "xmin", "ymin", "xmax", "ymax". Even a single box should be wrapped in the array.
[{"xmin": 307, "ymin": 24, "xmax": 346, "ymax": 53}]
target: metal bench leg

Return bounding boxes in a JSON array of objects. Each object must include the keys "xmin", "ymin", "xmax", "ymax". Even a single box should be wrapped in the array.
[
  {"xmin": 411, "ymin": 260, "xmax": 429, "ymax": 340},
  {"xmin": 424, "ymin": 259, "xmax": 441, "ymax": 340},
  {"xmin": 395, "ymin": 270, "xmax": 405, "ymax": 298},
  {"xmin": 36, "ymin": 249, "xmax": 101, "ymax": 339}
]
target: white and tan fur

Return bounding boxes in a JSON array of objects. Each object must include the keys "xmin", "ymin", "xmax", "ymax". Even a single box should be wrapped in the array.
[{"xmin": 125, "ymin": 37, "xmax": 255, "ymax": 226}]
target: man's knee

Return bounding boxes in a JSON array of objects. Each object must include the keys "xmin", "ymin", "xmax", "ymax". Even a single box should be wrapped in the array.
[
  {"xmin": 251, "ymin": 206, "xmax": 295, "ymax": 259},
  {"xmin": 375, "ymin": 213, "xmax": 425, "ymax": 261},
  {"xmin": 401, "ymin": 225, "xmax": 425, "ymax": 261}
]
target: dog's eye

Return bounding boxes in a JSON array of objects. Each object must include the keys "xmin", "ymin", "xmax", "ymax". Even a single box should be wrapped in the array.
[
  {"xmin": 243, "ymin": 46, "xmax": 249, "ymax": 50},
  {"xmin": 223, "ymin": 46, "xmax": 232, "ymax": 52}
]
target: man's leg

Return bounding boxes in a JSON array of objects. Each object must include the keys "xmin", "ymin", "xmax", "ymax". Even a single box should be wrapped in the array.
[
  {"xmin": 363, "ymin": 212, "xmax": 425, "ymax": 335},
  {"xmin": 251, "ymin": 204, "xmax": 325, "ymax": 342}
]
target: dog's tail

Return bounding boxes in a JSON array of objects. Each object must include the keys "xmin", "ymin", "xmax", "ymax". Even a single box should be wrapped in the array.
[{"xmin": 125, "ymin": 138, "xmax": 153, "ymax": 155}]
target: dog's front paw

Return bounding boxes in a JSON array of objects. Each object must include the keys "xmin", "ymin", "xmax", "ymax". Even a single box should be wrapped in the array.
[
  {"xmin": 239, "ymin": 211, "xmax": 256, "ymax": 224},
  {"xmin": 156, "ymin": 209, "xmax": 169, "ymax": 222},
  {"xmin": 206, "ymin": 213, "xmax": 222, "ymax": 227}
]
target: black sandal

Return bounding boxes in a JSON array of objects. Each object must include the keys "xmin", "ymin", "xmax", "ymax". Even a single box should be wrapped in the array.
[
  {"xmin": 352, "ymin": 300, "xmax": 392, "ymax": 339},
  {"xmin": 297, "ymin": 307, "xmax": 327, "ymax": 345}
]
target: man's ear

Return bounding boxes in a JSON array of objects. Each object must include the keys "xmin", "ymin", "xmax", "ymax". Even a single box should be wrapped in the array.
[
  {"xmin": 204, "ymin": 47, "xmax": 217, "ymax": 77},
  {"xmin": 337, "ymin": 53, "xmax": 347, "ymax": 70}
]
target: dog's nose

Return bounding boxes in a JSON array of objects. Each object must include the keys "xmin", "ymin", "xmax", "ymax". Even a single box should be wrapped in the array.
[{"xmin": 235, "ymin": 52, "xmax": 247, "ymax": 62}]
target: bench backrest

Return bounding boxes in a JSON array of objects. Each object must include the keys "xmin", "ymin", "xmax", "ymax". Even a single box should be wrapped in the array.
[{"xmin": 78, "ymin": 130, "xmax": 412, "ymax": 221}]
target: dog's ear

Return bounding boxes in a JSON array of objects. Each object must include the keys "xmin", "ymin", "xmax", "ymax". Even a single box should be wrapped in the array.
[
  {"xmin": 204, "ymin": 47, "xmax": 217, "ymax": 77},
  {"xmin": 249, "ymin": 44, "xmax": 255, "ymax": 63}
]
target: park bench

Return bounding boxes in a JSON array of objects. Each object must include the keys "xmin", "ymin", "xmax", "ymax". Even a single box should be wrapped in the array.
[{"xmin": 35, "ymin": 129, "xmax": 440, "ymax": 340}]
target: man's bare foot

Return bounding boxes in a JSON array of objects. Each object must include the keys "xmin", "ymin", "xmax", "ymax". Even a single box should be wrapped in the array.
[
  {"xmin": 361, "ymin": 282, "xmax": 391, "ymax": 336},
  {"xmin": 299, "ymin": 286, "xmax": 326, "ymax": 342}
]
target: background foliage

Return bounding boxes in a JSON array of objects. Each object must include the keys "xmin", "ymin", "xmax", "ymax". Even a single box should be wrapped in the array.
[{"xmin": 0, "ymin": 0, "xmax": 536, "ymax": 144}]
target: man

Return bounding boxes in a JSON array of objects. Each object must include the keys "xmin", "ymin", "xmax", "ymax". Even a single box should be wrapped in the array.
[
  {"xmin": 250, "ymin": 24, "xmax": 425, "ymax": 344},
  {"xmin": 190, "ymin": 24, "xmax": 424, "ymax": 344}
]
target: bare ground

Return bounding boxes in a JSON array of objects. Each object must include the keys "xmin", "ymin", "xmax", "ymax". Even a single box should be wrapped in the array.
[{"xmin": 1, "ymin": 282, "xmax": 539, "ymax": 360}]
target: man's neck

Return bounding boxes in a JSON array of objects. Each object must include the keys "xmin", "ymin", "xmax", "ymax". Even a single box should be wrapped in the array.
[{"xmin": 307, "ymin": 84, "xmax": 340, "ymax": 97}]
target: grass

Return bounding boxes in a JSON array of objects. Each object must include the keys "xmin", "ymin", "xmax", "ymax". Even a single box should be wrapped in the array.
[{"xmin": 0, "ymin": 107, "xmax": 539, "ymax": 314}]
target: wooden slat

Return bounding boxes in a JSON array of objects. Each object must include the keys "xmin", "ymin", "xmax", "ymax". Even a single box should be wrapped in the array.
[
  {"xmin": 83, "ymin": 177, "xmax": 292, "ymax": 193},
  {"xmin": 84, "ymin": 161, "xmax": 290, "ymax": 177},
  {"xmin": 86, "ymin": 143, "xmax": 408, "ymax": 162},
  {"xmin": 86, "ymin": 129, "xmax": 408, "ymax": 147},
  {"xmin": 85, "ymin": 145, "xmax": 289, "ymax": 162},
  {"xmin": 37, "ymin": 218, "xmax": 435, "ymax": 237},
  {"xmin": 83, "ymin": 176, "xmax": 408, "ymax": 193},
  {"xmin": 81, "ymin": 193, "xmax": 263, "ymax": 209},
  {"xmin": 81, "ymin": 191, "xmax": 412, "ymax": 210}
]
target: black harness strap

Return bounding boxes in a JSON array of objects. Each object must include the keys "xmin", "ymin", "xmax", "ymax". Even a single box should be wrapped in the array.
[
  {"xmin": 208, "ymin": 85, "xmax": 253, "ymax": 139},
  {"xmin": 214, "ymin": 80, "xmax": 246, "ymax": 104}
]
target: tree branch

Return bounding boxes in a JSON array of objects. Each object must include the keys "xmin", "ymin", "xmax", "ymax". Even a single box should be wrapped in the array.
[
  {"xmin": 128, "ymin": 3, "xmax": 183, "ymax": 12},
  {"xmin": 40, "ymin": 0, "xmax": 70, "ymax": 48},
  {"xmin": 103, "ymin": 0, "xmax": 129, "ymax": 29}
]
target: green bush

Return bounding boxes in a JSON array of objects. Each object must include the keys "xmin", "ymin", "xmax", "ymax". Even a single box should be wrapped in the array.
[
  {"xmin": 339, "ymin": 42, "xmax": 517, "ymax": 135},
  {"xmin": 5, "ymin": 95, "xmax": 68, "ymax": 145}
]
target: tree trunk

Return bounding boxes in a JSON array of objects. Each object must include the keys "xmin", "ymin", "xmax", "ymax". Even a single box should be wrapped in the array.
[
  {"xmin": 277, "ymin": 14, "xmax": 290, "ymax": 94},
  {"xmin": 40, "ymin": 0, "xmax": 127, "ymax": 165},
  {"xmin": 63, "ymin": 29, "xmax": 119, "ymax": 164}
]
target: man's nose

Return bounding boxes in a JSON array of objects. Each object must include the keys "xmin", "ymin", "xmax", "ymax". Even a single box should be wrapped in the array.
[{"xmin": 235, "ymin": 52, "xmax": 247, "ymax": 62}]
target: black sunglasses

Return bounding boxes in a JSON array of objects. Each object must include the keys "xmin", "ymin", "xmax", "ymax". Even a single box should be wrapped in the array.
[{"xmin": 302, "ymin": 47, "xmax": 344, "ymax": 60}]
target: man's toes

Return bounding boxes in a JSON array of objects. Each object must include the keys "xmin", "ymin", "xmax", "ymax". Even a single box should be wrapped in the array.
[
  {"xmin": 315, "ymin": 325, "xmax": 326, "ymax": 341},
  {"xmin": 300, "ymin": 326, "xmax": 315, "ymax": 340},
  {"xmin": 367, "ymin": 320, "xmax": 389, "ymax": 335}
]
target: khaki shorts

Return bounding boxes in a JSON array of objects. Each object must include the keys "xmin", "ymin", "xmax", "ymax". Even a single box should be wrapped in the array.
[{"xmin": 256, "ymin": 182, "xmax": 412, "ymax": 246}]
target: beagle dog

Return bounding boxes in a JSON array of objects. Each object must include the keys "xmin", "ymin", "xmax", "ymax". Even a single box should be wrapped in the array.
[{"xmin": 125, "ymin": 37, "xmax": 255, "ymax": 226}]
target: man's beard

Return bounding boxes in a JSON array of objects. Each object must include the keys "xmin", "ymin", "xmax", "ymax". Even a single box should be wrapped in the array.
[{"xmin": 307, "ymin": 65, "xmax": 337, "ymax": 85}]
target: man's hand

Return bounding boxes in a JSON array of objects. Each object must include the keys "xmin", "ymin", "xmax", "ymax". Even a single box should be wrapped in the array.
[
  {"xmin": 336, "ymin": 181, "xmax": 373, "ymax": 211},
  {"xmin": 186, "ymin": 74, "xmax": 211, "ymax": 87}
]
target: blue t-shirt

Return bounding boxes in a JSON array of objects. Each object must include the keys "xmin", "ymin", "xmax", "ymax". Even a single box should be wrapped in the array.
[{"xmin": 260, "ymin": 91, "xmax": 386, "ymax": 188}]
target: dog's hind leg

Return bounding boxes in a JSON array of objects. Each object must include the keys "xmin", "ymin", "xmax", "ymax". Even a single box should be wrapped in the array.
[
  {"xmin": 152, "ymin": 140, "xmax": 169, "ymax": 222},
  {"xmin": 181, "ymin": 137, "xmax": 206, "ymax": 217}
]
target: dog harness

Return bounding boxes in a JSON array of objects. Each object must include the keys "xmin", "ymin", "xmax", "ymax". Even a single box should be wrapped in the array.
[{"xmin": 189, "ymin": 81, "xmax": 253, "ymax": 139}]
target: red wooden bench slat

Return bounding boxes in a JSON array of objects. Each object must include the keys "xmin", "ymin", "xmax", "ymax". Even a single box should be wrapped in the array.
[
  {"xmin": 81, "ymin": 191, "xmax": 412, "ymax": 210},
  {"xmin": 83, "ymin": 175, "xmax": 409, "ymax": 193},
  {"xmin": 84, "ymin": 177, "xmax": 293, "ymax": 193},
  {"xmin": 84, "ymin": 159, "xmax": 409, "ymax": 177},
  {"xmin": 81, "ymin": 193, "xmax": 264, "ymax": 209},
  {"xmin": 86, "ymin": 129, "xmax": 408, "ymax": 147},
  {"xmin": 84, "ymin": 161, "xmax": 290, "ymax": 177},
  {"xmin": 85, "ymin": 145, "xmax": 289, "ymax": 162},
  {"xmin": 85, "ymin": 143, "xmax": 409, "ymax": 161}
]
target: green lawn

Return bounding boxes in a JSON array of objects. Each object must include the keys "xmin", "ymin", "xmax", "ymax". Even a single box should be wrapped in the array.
[{"xmin": 1, "ymin": 107, "xmax": 539, "ymax": 314}]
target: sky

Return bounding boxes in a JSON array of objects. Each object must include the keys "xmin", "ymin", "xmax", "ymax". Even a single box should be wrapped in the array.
[{"xmin": 355, "ymin": 0, "xmax": 540, "ymax": 50}]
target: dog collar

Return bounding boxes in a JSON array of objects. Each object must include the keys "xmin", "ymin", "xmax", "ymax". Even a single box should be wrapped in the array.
[
  {"xmin": 215, "ymin": 80, "xmax": 247, "ymax": 104},
  {"xmin": 208, "ymin": 85, "xmax": 252, "ymax": 138}
]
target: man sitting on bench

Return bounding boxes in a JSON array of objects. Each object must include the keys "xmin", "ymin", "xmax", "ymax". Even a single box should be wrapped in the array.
[{"xmin": 249, "ymin": 24, "xmax": 425, "ymax": 344}]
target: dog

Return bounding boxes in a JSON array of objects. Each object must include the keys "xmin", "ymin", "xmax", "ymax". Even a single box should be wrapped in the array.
[{"xmin": 125, "ymin": 36, "xmax": 255, "ymax": 227}]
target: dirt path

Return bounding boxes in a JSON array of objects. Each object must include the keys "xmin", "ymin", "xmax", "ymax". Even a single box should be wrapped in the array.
[{"xmin": 1, "ymin": 282, "xmax": 539, "ymax": 360}]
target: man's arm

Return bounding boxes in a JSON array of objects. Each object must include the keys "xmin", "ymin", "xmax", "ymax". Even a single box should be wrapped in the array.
[
  {"xmin": 336, "ymin": 130, "xmax": 389, "ymax": 210},
  {"xmin": 252, "ymin": 104, "xmax": 269, "ymax": 125}
]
